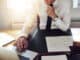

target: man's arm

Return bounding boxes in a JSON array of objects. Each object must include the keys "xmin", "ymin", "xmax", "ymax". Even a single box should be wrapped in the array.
[
  {"xmin": 53, "ymin": 0, "xmax": 71, "ymax": 31},
  {"xmin": 17, "ymin": 0, "xmax": 39, "ymax": 38},
  {"xmin": 18, "ymin": 12, "xmax": 38, "ymax": 38},
  {"xmin": 16, "ymin": 11, "xmax": 38, "ymax": 52},
  {"xmin": 15, "ymin": 0, "xmax": 39, "ymax": 52},
  {"xmin": 47, "ymin": 0, "xmax": 71, "ymax": 31}
]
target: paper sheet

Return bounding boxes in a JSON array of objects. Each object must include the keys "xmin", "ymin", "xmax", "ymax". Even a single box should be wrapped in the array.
[
  {"xmin": 42, "ymin": 55, "xmax": 67, "ymax": 60},
  {"xmin": 46, "ymin": 36, "xmax": 73, "ymax": 52}
]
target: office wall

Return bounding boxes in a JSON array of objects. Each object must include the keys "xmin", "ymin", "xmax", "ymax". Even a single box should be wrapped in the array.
[
  {"xmin": 71, "ymin": 8, "xmax": 80, "ymax": 20},
  {"xmin": 71, "ymin": 0, "xmax": 80, "ymax": 20},
  {"xmin": 71, "ymin": 8, "xmax": 80, "ymax": 27},
  {"xmin": 0, "ymin": 0, "xmax": 26, "ymax": 30},
  {"xmin": 0, "ymin": 0, "xmax": 12, "ymax": 30}
]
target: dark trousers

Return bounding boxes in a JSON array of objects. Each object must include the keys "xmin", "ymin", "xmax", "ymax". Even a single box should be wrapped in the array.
[{"xmin": 28, "ymin": 29, "xmax": 48, "ymax": 53}]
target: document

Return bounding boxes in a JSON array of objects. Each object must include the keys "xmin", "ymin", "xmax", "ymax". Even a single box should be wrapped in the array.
[
  {"xmin": 46, "ymin": 36, "xmax": 73, "ymax": 52},
  {"xmin": 42, "ymin": 55, "xmax": 67, "ymax": 60}
]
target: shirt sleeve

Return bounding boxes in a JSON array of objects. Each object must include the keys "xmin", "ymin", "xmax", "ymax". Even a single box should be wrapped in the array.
[
  {"xmin": 16, "ymin": 0, "xmax": 39, "ymax": 38},
  {"xmin": 54, "ymin": 0, "xmax": 71, "ymax": 31}
]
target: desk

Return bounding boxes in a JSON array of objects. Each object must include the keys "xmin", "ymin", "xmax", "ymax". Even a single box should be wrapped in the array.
[{"xmin": 1, "ymin": 28, "xmax": 80, "ymax": 60}]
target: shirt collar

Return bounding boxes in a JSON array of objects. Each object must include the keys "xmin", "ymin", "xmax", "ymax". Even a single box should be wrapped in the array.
[
  {"xmin": 43, "ymin": 0, "xmax": 58, "ymax": 8},
  {"xmin": 53, "ymin": 0, "xmax": 58, "ymax": 8}
]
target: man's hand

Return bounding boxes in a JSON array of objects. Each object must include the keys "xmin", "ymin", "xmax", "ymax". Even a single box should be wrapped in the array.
[
  {"xmin": 15, "ymin": 36, "xmax": 28, "ymax": 52},
  {"xmin": 47, "ymin": 5, "xmax": 57, "ymax": 20}
]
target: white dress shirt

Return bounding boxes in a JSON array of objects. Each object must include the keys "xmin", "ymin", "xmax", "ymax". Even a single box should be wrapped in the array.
[{"xmin": 17, "ymin": 0, "xmax": 71, "ymax": 38}]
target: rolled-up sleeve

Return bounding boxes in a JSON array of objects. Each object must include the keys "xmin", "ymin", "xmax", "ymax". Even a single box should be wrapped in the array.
[{"xmin": 54, "ymin": 0, "xmax": 71, "ymax": 31}]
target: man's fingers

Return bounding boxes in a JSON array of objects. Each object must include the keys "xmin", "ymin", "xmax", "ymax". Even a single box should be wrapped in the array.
[
  {"xmin": 16, "ymin": 37, "xmax": 28, "ymax": 52},
  {"xmin": 20, "ymin": 40, "xmax": 23, "ymax": 49},
  {"xmin": 20, "ymin": 37, "xmax": 27, "ymax": 49},
  {"xmin": 23, "ymin": 40, "xmax": 28, "ymax": 49},
  {"xmin": 16, "ymin": 39, "xmax": 22, "ymax": 52}
]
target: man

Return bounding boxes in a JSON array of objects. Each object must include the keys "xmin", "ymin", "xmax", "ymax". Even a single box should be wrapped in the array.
[{"xmin": 16, "ymin": 0, "xmax": 71, "ymax": 53}]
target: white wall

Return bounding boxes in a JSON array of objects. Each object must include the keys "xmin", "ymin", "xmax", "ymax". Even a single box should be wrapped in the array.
[
  {"xmin": 71, "ymin": 8, "xmax": 80, "ymax": 20},
  {"xmin": 71, "ymin": 0, "xmax": 80, "ymax": 20},
  {"xmin": 0, "ymin": 0, "xmax": 11, "ymax": 30}
]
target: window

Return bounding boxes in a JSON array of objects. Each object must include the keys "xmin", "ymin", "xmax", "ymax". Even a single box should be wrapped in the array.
[{"xmin": 73, "ymin": 0, "xmax": 80, "ymax": 8}]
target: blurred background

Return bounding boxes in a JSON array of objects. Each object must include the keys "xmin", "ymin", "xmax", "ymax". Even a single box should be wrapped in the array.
[{"xmin": 0, "ymin": 0, "xmax": 80, "ymax": 30}]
